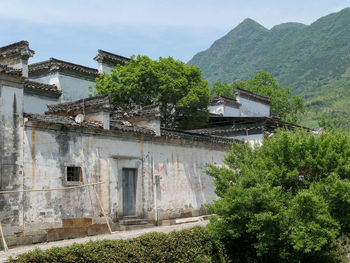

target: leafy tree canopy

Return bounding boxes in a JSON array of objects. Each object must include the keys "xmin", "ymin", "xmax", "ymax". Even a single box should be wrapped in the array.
[
  {"xmin": 210, "ymin": 71, "xmax": 304, "ymax": 123},
  {"xmin": 210, "ymin": 81, "xmax": 237, "ymax": 99},
  {"xmin": 207, "ymin": 130, "xmax": 350, "ymax": 262},
  {"xmin": 95, "ymin": 55, "xmax": 210, "ymax": 129}
]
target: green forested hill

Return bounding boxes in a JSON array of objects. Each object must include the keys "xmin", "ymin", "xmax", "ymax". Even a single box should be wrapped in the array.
[{"xmin": 188, "ymin": 8, "xmax": 350, "ymax": 130}]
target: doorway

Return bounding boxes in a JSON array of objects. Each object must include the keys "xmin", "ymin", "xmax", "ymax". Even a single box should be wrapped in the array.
[{"xmin": 122, "ymin": 168, "xmax": 137, "ymax": 216}]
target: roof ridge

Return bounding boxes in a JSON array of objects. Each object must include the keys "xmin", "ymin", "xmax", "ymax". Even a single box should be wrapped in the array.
[
  {"xmin": 235, "ymin": 87, "xmax": 271, "ymax": 104},
  {"xmin": 24, "ymin": 80, "xmax": 61, "ymax": 97},
  {"xmin": 29, "ymin": 58, "xmax": 99, "ymax": 77}
]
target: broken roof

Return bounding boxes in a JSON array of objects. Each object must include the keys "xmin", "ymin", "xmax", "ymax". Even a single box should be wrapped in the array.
[
  {"xmin": 46, "ymin": 94, "xmax": 111, "ymax": 115},
  {"xmin": 0, "ymin": 40, "xmax": 34, "ymax": 59},
  {"xmin": 24, "ymin": 80, "xmax": 61, "ymax": 97},
  {"xmin": 24, "ymin": 113, "xmax": 103, "ymax": 129},
  {"xmin": 111, "ymin": 104, "xmax": 161, "ymax": 120},
  {"xmin": 210, "ymin": 96, "xmax": 241, "ymax": 108},
  {"xmin": 29, "ymin": 58, "xmax": 99, "ymax": 78},
  {"xmin": 235, "ymin": 88, "xmax": 271, "ymax": 105},
  {"xmin": 94, "ymin": 49, "xmax": 130, "ymax": 65},
  {"xmin": 24, "ymin": 112, "xmax": 234, "ymax": 145},
  {"xmin": 205, "ymin": 116, "xmax": 310, "ymax": 133},
  {"xmin": 0, "ymin": 64, "xmax": 22, "ymax": 76}
]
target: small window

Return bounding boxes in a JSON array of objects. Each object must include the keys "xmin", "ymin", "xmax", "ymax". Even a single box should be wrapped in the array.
[{"xmin": 66, "ymin": 166, "xmax": 82, "ymax": 183}]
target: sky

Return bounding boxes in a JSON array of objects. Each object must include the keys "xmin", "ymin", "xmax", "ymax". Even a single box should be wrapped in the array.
[{"xmin": 0, "ymin": 0, "xmax": 349, "ymax": 68}]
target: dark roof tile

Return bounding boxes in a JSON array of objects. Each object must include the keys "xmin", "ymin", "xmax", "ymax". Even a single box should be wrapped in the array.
[
  {"xmin": 94, "ymin": 49, "xmax": 130, "ymax": 65},
  {"xmin": 210, "ymin": 96, "xmax": 241, "ymax": 108},
  {"xmin": 46, "ymin": 94, "xmax": 111, "ymax": 114},
  {"xmin": 24, "ymin": 80, "xmax": 61, "ymax": 97},
  {"xmin": 29, "ymin": 58, "xmax": 99, "ymax": 78},
  {"xmin": 0, "ymin": 40, "xmax": 34, "ymax": 58},
  {"xmin": 235, "ymin": 88, "xmax": 271, "ymax": 105},
  {"xmin": 24, "ymin": 113, "xmax": 103, "ymax": 128},
  {"xmin": 0, "ymin": 64, "xmax": 22, "ymax": 76}
]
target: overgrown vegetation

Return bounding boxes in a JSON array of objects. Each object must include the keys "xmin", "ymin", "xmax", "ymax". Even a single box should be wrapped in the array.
[
  {"xmin": 189, "ymin": 8, "xmax": 350, "ymax": 130},
  {"xmin": 95, "ymin": 55, "xmax": 210, "ymax": 130},
  {"xmin": 9, "ymin": 226, "xmax": 227, "ymax": 263},
  {"xmin": 206, "ymin": 129, "xmax": 350, "ymax": 262},
  {"xmin": 211, "ymin": 71, "xmax": 304, "ymax": 123}
]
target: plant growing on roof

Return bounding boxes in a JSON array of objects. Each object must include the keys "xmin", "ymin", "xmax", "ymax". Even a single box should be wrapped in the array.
[{"xmin": 95, "ymin": 55, "xmax": 210, "ymax": 129}]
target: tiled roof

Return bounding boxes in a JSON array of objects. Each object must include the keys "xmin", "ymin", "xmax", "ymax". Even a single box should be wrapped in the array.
[
  {"xmin": 24, "ymin": 113, "xmax": 103, "ymax": 128},
  {"xmin": 94, "ymin": 49, "xmax": 130, "ymax": 65},
  {"xmin": 188, "ymin": 125, "xmax": 264, "ymax": 135},
  {"xmin": 111, "ymin": 104, "xmax": 160, "ymax": 120},
  {"xmin": 210, "ymin": 96, "xmax": 241, "ymax": 108},
  {"xmin": 24, "ymin": 112, "xmax": 234, "ymax": 145},
  {"xmin": 24, "ymin": 80, "xmax": 61, "ymax": 97},
  {"xmin": 161, "ymin": 129, "xmax": 236, "ymax": 144},
  {"xmin": 0, "ymin": 40, "xmax": 34, "ymax": 58},
  {"xmin": 0, "ymin": 64, "xmax": 22, "ymax": 76},
  {"xmin": 46, "ymin": 94, "xmax": 111, "ymax": 114},
  {"xmin": 110, "ymin": 119, "xmax": 155, "ymax": 135},
  {"xmin": 207, "ymin": 116, "xmax": 310, "ymax": 133},
  {"xmin": 29, "ymin": 58, "xmax": 99, "ymax": 78},
  {"xmin": 235, "ymin": 88, "xmax": 271, "ymax": 105}
]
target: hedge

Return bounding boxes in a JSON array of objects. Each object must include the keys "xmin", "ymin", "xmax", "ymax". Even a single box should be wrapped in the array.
[{"xmin": 8, "ymin": 226, "xmax": 227, "ymax": 263}]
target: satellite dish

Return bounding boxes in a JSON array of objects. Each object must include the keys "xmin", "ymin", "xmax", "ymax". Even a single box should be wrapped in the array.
[{"xmin": 75, "ymin": 114, "xmax": 85, "ymax": 123}]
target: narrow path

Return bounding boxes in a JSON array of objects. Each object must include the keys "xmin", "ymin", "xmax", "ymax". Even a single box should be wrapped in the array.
[{"xmin": 0, "ymin": 220, "xmax": 208, "ymax": 262}]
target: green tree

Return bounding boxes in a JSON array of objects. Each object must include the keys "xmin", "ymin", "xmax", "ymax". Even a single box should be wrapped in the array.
[
  {"xmin": 206, "ymin": 130, "xmax": 350, "ymax": 262},
  {"xmin": 95, "ymin": 55, "xmax": 210, "ymax": 129},
  {"xmin": 210, "ymin": 81, "xmax": 236, "ymax": 99},
  {"xmin": 241, "ymin": 71, "xmax": 304, "ymax": 123}
]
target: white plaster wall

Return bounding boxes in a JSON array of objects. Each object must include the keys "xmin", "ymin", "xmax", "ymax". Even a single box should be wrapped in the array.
[
  {"xmin": 209, "ymin": 104, "xmax": 241, "ymax": 117},
  {"xmin": 29, "ymin": 73, "xmax": 95, "ymax": 102},
  {"xmin": 101, "ymin": 64, "xmax": 113, "ymax": 75},
  {"xmin": 209, "ymin": 105, "xmax": 225, "ymax": 115},
  {"xmin": 23, "ymin": 127, "xmax": 228, "ymax": 226},
  {"xmin": 24, "ymin": 93, "xmax": 59, "ymax": 114},
  {"xmin": 58, "ymin": 74, "xmax": 95, "ymax": 101},
  {"xmin": 224, "ymin": 105, "xmax": 241, "ymax": 117},
  {"xmin": 238, "ymin": 96, "xmax": 270, "ymax": 117},
  {"xmin": 29, "ymin": 73, "xmax": 60, "ymax": 88},
  {"xmin": 234, "ymin": 133, "xmax": 263, "ymax": 147}
]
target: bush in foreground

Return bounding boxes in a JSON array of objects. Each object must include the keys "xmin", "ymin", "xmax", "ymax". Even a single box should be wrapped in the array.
[
  {"xmin": 8, "ymin": 226, "xmax": 227, "ymax": 263},
  {"xmin": 207, "ymin": 129, "xmax": 350, "ymax": 262}
]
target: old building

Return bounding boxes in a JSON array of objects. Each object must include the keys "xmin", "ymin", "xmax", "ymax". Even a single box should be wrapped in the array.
[{"xmin": 0, "ymin": 41, "xmax": 305, "ymax": 248}]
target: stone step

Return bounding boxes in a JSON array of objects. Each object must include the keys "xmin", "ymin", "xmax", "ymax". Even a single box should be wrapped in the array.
[
  {"xmin": 119, "ymin": 219, "xmax": 151, "ymax": 225},
  {"xmin": 119, "ymin": 223, "xmax": 155, "ymax": 231}
]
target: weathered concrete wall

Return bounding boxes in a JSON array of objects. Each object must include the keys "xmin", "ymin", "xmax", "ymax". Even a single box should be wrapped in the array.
[
  {"xmin": 17, "ymin": 124, "xmax": 228, "ymax": 245},
  {"xmin": 237, "ymin": 96, "xmax": 270, "ymax": 117},
  {"xmin": 23, "ymin": 93, "xmax": 59, "ymax": 114},
  {"xmin": 0, "ymin": 76, "xmax": 25, "ymax": 243}
]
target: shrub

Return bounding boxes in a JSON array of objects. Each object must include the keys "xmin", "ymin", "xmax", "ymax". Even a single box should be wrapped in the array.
[
  {"xmin": 206, "ymin": 129, "xmax": 350, "ymax": 262},
  {"xmin": 8, "ymin": 226, "xmax": 227, "ymax": 263}
]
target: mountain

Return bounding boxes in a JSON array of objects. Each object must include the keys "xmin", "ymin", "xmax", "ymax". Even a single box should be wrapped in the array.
[{"xmin": 188, "ymin": 8, "xmax": 350, "ymax": 130}]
